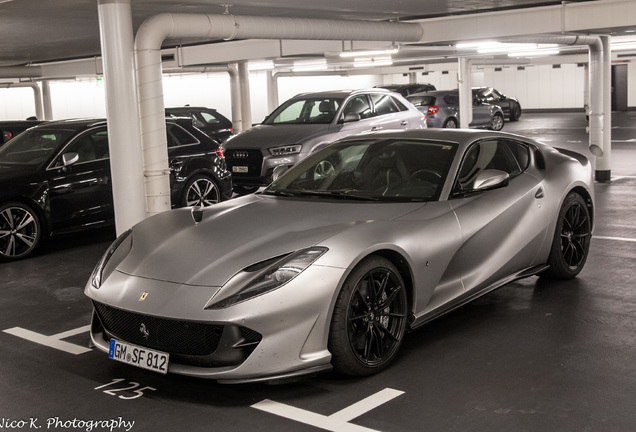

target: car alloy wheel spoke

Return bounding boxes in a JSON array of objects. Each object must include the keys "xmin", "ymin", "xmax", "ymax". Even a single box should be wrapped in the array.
[
  {"xmin": 15, "ymin": 232, "xmax": 36, "ymax": 248},
  {"xmin": 1, "ymin": 209, "xmax": 15, "ymax": 229},
  {"xmin": 560, "ymin": 202, "xmax": 589, "ymax": 268},
  {"xmin": 188, "ymin": 180, "xmax": 218, "ymax": 207}
]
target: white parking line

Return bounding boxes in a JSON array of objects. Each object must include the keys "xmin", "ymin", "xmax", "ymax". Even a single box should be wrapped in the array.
[
  {"xmin": 3, "ymin": 325, "xmax": 91, "ymax": 355},
  {"xmin": 594, "ymin": 236, "xmax": 636, "ymax": 243},
  {"xmin": 252, "ymin": 388, "xmax": 404, "ymax": 432}
]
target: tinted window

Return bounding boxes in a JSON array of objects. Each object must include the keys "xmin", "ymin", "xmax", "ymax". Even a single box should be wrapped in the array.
[
  {"xmin": 455, "ymin": 139, "xmax": 526, "ymax": 191},
  {"xmin": 57, "ymin": 127, "xmax": 109, "ymax": 164},
  {"xmin": 408, "ymin": 96, "xmax": 436, "ymax": 107},
  {"xmin": 167, "ymin": 124, "xmax": 198, "ymax": 147},
  {"xmin": 392, "ymin": 96, "xmax": 409, "ymax": 111},
  {"xmin": 264, "ymin": 98, "xmax": 343, "ymax": 124},
  {"xmin": 443, "ymin": 93, "xmax": 459, "ymax": 105}
]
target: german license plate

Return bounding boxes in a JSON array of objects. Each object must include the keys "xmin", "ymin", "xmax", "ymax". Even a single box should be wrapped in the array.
[
  {"xmin": 232, "ymin": 166, "xmax": 248, "ymax": 173},
  {"xmin": 109, "ymin": 339, "xmax": 169, "ymax": 374}
]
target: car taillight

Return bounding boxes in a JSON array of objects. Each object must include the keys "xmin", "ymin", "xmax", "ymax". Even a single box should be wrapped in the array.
[
  {"xmin": 427, "ymin": 106, "xmax": 439, "ymax": 115},
  {"xmin": 215, "ymin": 148, "xmax": 225, "ymax": 159}
]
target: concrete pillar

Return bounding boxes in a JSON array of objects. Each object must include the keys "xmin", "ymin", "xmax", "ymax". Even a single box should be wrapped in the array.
[
  {"xmin": 41, "ymin": 81, "xmax": 53, "ymax": 120},
  {"xmin": 596, "ymin": 35, "xmax": 612, "ymax": 182},
  {"xmin": 458, "ymin": 57, "xmax": 472, "ymax": 128},
  {"xmin": 97, "ymin": 0, "xmax": 147, "ymax": 234},
  {"xmin": 238, "ymin": 61, "xmax": 252, "ymax": 129},
  {"xmin": 266, "ymin": 70, "xmax": 279, "ymax": 115}
]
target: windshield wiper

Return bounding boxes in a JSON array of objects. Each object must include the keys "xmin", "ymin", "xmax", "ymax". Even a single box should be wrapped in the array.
[
  {"xmin": 294, "ymin": 190, "xmax": 379, "ymax": 201},
  {"xmin": 260, "ymin": 189, "xmax": 296, "ymax": 197}
]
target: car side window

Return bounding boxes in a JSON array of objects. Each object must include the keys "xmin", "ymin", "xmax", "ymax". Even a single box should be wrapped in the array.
[
  {"xmin": 391, "ymin": 96, "xmax": 409, "ymax": 112},
  {"xmin": 370, "ymin": 93, "xmax": 400, "ymax": 116},
  {"xmin": 57, "ymin": 127, "xmax": 109, "ymax": 165},
  {"xmin": 167, "ymin": 124, "xmax": 199, "ymax": 147},
  {"xmin": 343, "ymin": 95, "xmax": 372, "ymax": 119},
  {"xmin": 454, "ymin": 139, "xmax": 526, "ymax": 191},
  {"xmin": 200, "ymin": 111, "xmax": 221, "ymax": 125}
]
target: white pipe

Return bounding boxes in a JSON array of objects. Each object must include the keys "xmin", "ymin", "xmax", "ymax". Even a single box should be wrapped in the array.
[
  {"xmin": 134, "ymin": 13, "xmax": 423, "ymax": 216},
  {"xmin": 0, "ymin": 82, "xmax": 43, "ymax": 120},
  {"xmin": 98, "ymin": 0, "xmax": 147, "ymax": 235}
]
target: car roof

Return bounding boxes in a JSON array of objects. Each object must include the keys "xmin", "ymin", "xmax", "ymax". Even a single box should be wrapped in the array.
[{"xmin": 290, "ymin": 88, "xmax": 395, "ymax": 99}]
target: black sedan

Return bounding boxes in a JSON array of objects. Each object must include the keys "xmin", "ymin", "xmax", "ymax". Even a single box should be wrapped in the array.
[
  {"xmin": 473, "ymin": 87, "xmax": 522, "ymax": 121},
  {"xmin": 0, "ymin": 117, "xmax": 232, "ymax": 261}
]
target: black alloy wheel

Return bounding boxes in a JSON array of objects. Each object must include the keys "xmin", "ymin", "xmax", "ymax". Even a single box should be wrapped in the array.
[
  {"xmin": 0, "ymin": 202, "xmax": 42, "ymax": 261},
  {"xmin": 510, "ymin": 103, "xmax": 522, "ymax": 121},
  {"xmin": 541, "ymin": 192, "xmax": 591, "ymax": 279},
  {"xmin": 329, "ymin": 256, "xmax": 408, "ymax": 376},
  {"xmin": 182, "ymin": 174, "xmax": 220, "ymax": 207}
]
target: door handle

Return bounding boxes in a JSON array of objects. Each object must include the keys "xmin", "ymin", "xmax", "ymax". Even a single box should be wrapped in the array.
[
  {"xmin": 371, "ymin": 126, "xmax": 383, "ymax": 131},
  {"xmin": 401, "ymin": 121, "xmax": 408, "ymax": 126},
  {"xmin": 535, "ymin": 188, "xmax": 544, "ymax": 199}
]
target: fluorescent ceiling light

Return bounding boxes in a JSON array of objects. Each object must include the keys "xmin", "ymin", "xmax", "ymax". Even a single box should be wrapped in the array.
[
  {"xmin": 291, "ymin": 59, "xmax": 327, "ymax": 72},
  {"xmin": 612, "ymin": 42, "xmax": 636, "ymax": 51},
  {"xmin": 340, "ymin": 48, "xmax": 399, "ymax": 58}
]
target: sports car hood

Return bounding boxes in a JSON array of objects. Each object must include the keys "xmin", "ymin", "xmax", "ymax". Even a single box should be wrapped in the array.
[
  {"xmin": 224, "ymin": 124, "xmax": 331, "ymax": 149},
  {"xmin": 116, "ymin": 194, "xmax": 423, "ymax": 287}
]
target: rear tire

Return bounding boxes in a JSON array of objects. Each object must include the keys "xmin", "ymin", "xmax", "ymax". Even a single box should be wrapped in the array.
[
  {"xmin": 443, "ymin": 118, "xmax": 458, "ymax": 128},
  {"xmin": 181, "ymin": 174, "xmax": 220, "ymax": 207},
  {"xmin": 541, "ymin": 193, "xmax": 591, "ymax": 279},
  {"xmin": 510, "ymin": 103, "xmax": 522, "ymax": 121},
  {"xmin": 329, "ymin": 256, "xmax": 408, "ymax": 376}
]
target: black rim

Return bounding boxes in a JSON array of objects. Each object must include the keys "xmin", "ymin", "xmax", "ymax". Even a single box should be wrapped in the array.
[
  {"xmin": 560, "ymin": 201, "xmax": 590, "ymax": 268},
  {"xmin": 0, "ymin": 206, "xmax": 38, "ymax": 258},
  {"xmin": 186, "ymin": 178, "xmax": 219, "ymax": 207},
  {"xmin": 346, "ymin": 268, "xmax": 406, "ymax": 367}
]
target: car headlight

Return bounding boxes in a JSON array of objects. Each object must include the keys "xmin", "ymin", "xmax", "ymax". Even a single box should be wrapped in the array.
[
  {"xmin": 206, "ymin": 247, "xmax": 327, "ymax": 309},
  {"xmin": 269, "ymin": 145, "xmax": 302, "ymax": 156},
  {"xmin": 90, "ymin": 229, "xmax": 133, "ymax": 289}
]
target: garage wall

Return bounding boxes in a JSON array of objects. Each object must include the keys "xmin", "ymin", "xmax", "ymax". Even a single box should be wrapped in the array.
[{"xmin": 0, "ymin": 59, "xmax": 633, "ymax": 121}]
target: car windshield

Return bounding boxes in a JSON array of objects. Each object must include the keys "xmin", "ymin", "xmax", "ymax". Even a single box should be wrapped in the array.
[
  {"xmin": 265, "ymin": 138, "xmax": 457, "ymax": 202},
  {"xmin": 0, "ymin": 128, "xmax": 74, "ymax": 167},
  {"xmin": 263, "ymin": 97, "xmax": 343, "ymax": 125}
]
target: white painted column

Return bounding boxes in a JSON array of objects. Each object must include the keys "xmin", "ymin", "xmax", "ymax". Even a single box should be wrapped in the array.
[
  {"xmin": 41, "ymin": 81, "xmax": 53, "ymax": 120},
  {"xmin": 238, "ymin": 61, "xmax": 252, "ymax": 129},
  {"xmin": 458, "ymin": 57, "xmax": 472, "ymax": 128},
  {"xmin": 229, "ymin": 64, "xmax": 243, "ymax": 133},
  {"xmin": 97, "ymin": 0, "xmax": 147, "ymax": 234},
  {"xmin": 266, "ymin": 70, "xmax": 279, "ymax": 115},
  {"xmin": 596, "ymin": 35, "xmax": 612, "ymax": 182}
]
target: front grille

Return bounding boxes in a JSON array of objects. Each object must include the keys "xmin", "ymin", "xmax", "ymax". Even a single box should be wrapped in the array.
[
  {"xmin": 225, "ymin": 149, "xmax": 263, "ymax": 177},
  {"xmin": 93, "ymin": 302, "xmax": 223, "ymax": 356}
]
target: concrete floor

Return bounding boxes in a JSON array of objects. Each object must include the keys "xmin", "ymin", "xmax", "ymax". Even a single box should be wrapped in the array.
[{"xmin": 1, "ymin": 112, "xmax": 634, "ymax": 432}]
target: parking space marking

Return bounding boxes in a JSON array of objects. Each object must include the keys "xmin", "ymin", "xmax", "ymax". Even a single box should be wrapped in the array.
[
  {"xmin": 252, "ymin": 388, "xmax": 404, "ymax": 432},
  {"xmin": 594, "ymin": 236, "xmax": 636, "ymax": 243},
  {"xmin": 3, "ymin": 325, "xmax": 91, "ymax": 355}
]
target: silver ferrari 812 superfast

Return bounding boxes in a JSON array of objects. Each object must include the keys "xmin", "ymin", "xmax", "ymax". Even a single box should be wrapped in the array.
[{"xmin": 85, "ymin": 129, "xmax": 594, "ymax": 383}]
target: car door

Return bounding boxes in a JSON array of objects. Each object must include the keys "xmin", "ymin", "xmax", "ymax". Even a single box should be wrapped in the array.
[
  {"xmin": 448, "ymin": 139, "xmax": 549, "ymax": 293},
  {"xmin": 47, "ymin": 126, "xmax": 113, "ymax": 232},
  {"xmin": 470, "ymin": 95, "xmax": 492, "ymax": 127}
]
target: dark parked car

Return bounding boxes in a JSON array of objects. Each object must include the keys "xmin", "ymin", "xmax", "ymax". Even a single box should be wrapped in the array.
[
  {"xmin": 0, "ymin": 117, "xmax": 232, "ymax": 261},
  {"xmin": 374, "ymin": 83, "xmax": 436, "ymax": 97},
  {"xmin": 408, "ymin": 90, "xmax": 505, "ymax": 131},
  {"xmin": 0, "ymin": 119, "xmax": 45, "ymax": 144},
  {"xmin": 165, "ymin": 106, "xmax": 233, "ymax": 142},
  {"xmin": 224, "ymin": 88, "xmax": 426, "ymax": 194},
  {"xmin": 473, "ymin": 87, "xmax": 522, "ymax": 121}
]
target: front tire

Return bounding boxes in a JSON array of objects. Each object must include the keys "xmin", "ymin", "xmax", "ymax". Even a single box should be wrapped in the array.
[
  {"xmin": 490, "ymin": 113, "xmax": 504, "ymax": 131},
  {"xmin": 510, "ymin": 103, "xmax": 522, "ymax": 121},
  {"xmin": 541, "ymin": 193, "xmax": 591, "ymax": 279},
  {"xmin": 329, "ymin": 256, "xmax": 408, "ymax": 376},
  {"xmin": 0, "ymin": 202, "xmax": 43, "ymax": 261},
  {"xmin": 181, "ymin": 174, "xmax": 220, "ymax": 207}
]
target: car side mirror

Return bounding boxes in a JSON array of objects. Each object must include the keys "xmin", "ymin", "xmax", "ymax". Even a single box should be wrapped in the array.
[
  {"xmin": 61, "ymin": 152, "xmax": 79, "ymax": 167},
  {"xmin": 473, "ymin": 169, "xmax": 510, "ymax": 191},
  {"xmin": 339, "ymin": 113, "xmax": 361, "ymax": 124}
]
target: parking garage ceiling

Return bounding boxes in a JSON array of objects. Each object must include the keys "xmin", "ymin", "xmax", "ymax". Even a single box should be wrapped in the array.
[{"xmin": 0, "ymin": 0, "xmax": 606, "ymax": 68}]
